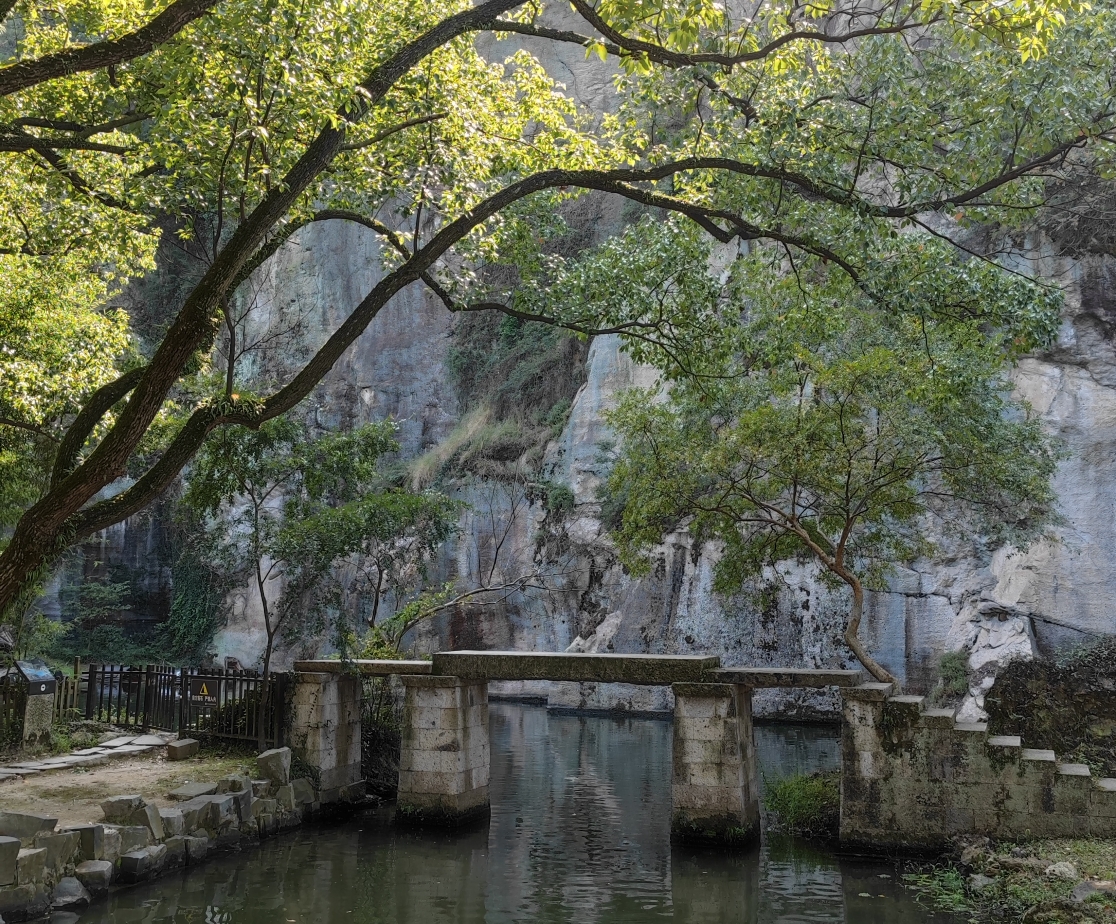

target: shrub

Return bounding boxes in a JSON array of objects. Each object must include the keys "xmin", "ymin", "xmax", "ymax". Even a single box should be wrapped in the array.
[{"xmin": 763, "ymin": 770, "xmax": 840, "ymax": 839}]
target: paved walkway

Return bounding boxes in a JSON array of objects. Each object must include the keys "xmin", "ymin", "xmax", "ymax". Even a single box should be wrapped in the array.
[{"xmin": 0, "ymin": 732, "xmax": 173, "ymax": 782}]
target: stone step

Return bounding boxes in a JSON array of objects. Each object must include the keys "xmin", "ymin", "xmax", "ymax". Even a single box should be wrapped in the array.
[
  {"xmin": 919, "ymin": 707, "xmax": 956, "ymax": 728},
  {"xmin": 1057, "ymin": 763, "xmax": 1092, "ymax": 778}
]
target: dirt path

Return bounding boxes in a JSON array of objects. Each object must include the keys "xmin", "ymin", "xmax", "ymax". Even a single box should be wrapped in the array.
[{"xmin": 0, "ymin": 751, "xmax": 252, "ymax": 827}]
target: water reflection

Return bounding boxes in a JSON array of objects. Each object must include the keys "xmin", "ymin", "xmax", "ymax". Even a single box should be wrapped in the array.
[{"xmin": 76, "ymin": 703, "xmax": 955, "ymax": 924}]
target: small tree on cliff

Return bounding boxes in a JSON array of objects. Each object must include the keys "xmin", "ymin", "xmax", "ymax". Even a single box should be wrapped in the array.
[
  {"xmin": 602, "ymin": 235, "xmax": 1061, "ymax": 684},
  {"xmin": 184, "ymin": 416, "xmax": 458, "ymax": 742}
]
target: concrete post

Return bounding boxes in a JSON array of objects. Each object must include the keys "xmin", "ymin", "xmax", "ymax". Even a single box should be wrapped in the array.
[
  {"xmin": 670, "ymin": 682, "xmax": 759, "ymax": 846},
  {"xmin": 22, "ymin": 693, "xmax": 53, "ymax": 745},
  {"xmin": 397, "ymin": 675, "xmax": 490, "ymax": 825},
  {"xmin": 287, "ymin": 671, "xmax": 362, "ymax": 801}
]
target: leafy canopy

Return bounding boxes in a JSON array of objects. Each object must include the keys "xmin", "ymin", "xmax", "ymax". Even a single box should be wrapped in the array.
[{"xmin": 0, "ymin": 0, "xmax": 1113, "ymax": 619}]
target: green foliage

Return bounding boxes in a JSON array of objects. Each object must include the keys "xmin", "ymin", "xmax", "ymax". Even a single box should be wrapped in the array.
[
  {"xmin": 544, "ymin": 482, "xmax": 575, "ymax": 516},
  {"xmin": 938, "ymin": 651, "xmax": 972, "ymax": 699},
  {"xmin": 161, "ymin": 544, "xmax": 229, "ymax": 665},
  {"xmin": 763, "ymin": 771, "xmax": 841, "ymax": 839},
  {"xmin": 52, "ymin": 624, "xmax": 159, "ymax": 665},
  {"xmin": 183, "ymin": 416, "xmax": 460, "ymax": 669}
]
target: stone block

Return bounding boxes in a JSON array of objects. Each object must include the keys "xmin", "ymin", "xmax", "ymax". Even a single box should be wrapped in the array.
[
  {"xmin": 251, "ymin": 779, "xmax": 271, "ymax": 798},
  {"xmin": 62, "ymin": 824, "xmax": 103, "ymax": 862},
  {"xmin": 163, "ymin": 836, "xmax": 186, "ymax": 867},
  {"xmin": 101, "ymin": 827, "xmax": 121, "ymax": 864},
  {"xmin": 109, "ymin": 826, "xmax": 152, "ymax": 855},
  {"xmin": 290, "ymin": 778, "xmax": 316, "ymax": 806},
  {"xmin": 31, "ymin": 831, "xmax": 78, "ymax": 873},
  {"xmin": 258, "ymin": 814, "xmax": 277, "ymax": 838},
  {"xmin": 0, "ymin": 838, "xmax": 18, "ymax": 887},
  {"xmin": 0, "ymin": 883, "xmax": 50, "ymax": 920},
  {"xmin": 339, "ymin": 782, "xmax": 366, "ymax": 803},
  {"xmin": 252, "ymin": 799, "xmax": 278, "ymax": 819},
  {"xmin": 74, "ymin": 860, "xmax": 113, "ymax": 896},
  {"xmin": 51, "ymin": 876, "xmax": 91, "ymax": 911},
  {"xmin": 14, "ymin": 847, "xmax": 45, "ymax": 887},
  {"xmin": 184, "ymin": 835, "xmax": 208, "ymax": 865},
  {"xmin": 168, "ymin": 782, "xmax": 218, "ymax": 802},
  {"xmin": 227, "ymin": 788, "xmax": 252, "ymax": 822},
  {"xmin": 430, "ymin": 650, "xmax": 718, "ymax": 684},
  {"xmin": 100, "ymin": 795, "xmax": 145, "ymax": 824},
  {"xmin": 843, "ymin": 682, "xmax": 894, "ymax": 702},
  {"xmin": 1092, "ymin": 779, "xmax": 1116, "ymax": 819},
  {"xmin": 217, "ymin": 773, "xmax": 252, "ymax": 795},
  {"xmin": 128, "ymin": 804, "xmax": 164, "ymax": 841},
  {"xmin": 158, "ymin": 809, "xmax": 185, "ymax": 839},
  {"xmin": 214, "ymin": 828, "xmax": 241, "ymax": 849},
  {"xmin": 256, "ymin": 748, "xmax": 292, "ymax": 787},
  {"xmin": 275, "ymin": 785, "xmax": 295, "ymax": 811},
  {"xmin": 117, "ymin": 849, "xmax": 151, "ymax": 882},
  {"xmin": 0, "ymin": 813, "xmax": 57, "ymax": 846},
  {"xmin": 166, "ymin": 738, "xmax": 199, "ymax": 761}
]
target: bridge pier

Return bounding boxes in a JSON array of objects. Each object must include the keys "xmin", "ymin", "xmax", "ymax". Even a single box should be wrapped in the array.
[
  {"xmin": 396, "ymin": 675, "xmax": 491, "ymax": 825},
  {"xmin": 670, "ymin": 683, "xmax": 760, "ymax": 846}
]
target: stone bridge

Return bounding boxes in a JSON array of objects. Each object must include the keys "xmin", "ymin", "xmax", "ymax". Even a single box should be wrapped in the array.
[{"xmin": 292, "ymin": 651, "xmax": 862, "ymax": 845}]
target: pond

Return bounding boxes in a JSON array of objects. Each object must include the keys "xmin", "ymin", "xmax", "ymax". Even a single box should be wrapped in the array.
[{"xmin": 74, "ymin": 703, "xmax": 956, "ymax": 924}]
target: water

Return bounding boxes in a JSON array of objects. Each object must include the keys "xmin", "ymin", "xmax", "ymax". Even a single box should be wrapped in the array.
[{"xmin": 76, "ymin": 704, "xmax": 956, "ymax": 924}]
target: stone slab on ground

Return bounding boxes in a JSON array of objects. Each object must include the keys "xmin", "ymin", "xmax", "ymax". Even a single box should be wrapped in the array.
[
  {"xmin": 110, "ymin": 745, "xmax": 153, "ymax": 755},
  {"xmin": 99, "ymin": 737, "xmax": 135, "ymax": 748},
  {"xmin": 430, "ymin": 651, "xmax": 721, "ymax": 685},
  {"xmin": 167, "ymin": 739, "xmax": 199, "ymax": 761},
  {"xmin": 711, "ymin": 667, "xmax": 864, "ymax": 687},
  {"xmin": 167, "ymin": 782, "xmax": 218, "ymax": 802},
  {"xmin": 129, "ymin": 735, "xmax": 168, "ymax": 747}
]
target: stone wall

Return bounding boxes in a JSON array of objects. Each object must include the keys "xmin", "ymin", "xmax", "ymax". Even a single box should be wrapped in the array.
[
  {"xmin": 840, "ymin": 683, "xmax": 1116, "ymax": 850},
  {"xmin": 0, "ymin": 748, "xmax": 362, "ymax": 922}
]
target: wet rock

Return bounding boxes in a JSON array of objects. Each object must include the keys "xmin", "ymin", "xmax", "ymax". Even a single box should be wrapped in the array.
[
  {"xmin": 51, "ymin": 878, "xmax": 91, "ymax": 911},
  {"xmin": 256, "ymin": 748, "xmax": 291, "ymax": 787},
  {"xmin": 290, "ymin": 778, "xmax": 315, "ymax": 806},
  {"xmin": 74, "ymin": 860, "xmax": 113, "ymax": 896},
  {"xmin": 968, "ymin": 874, "xmax": 996, "ymax": 892},
  {"xmin": 163, "ymin": 836, "xmax": 186, "ymax": 867},
  {"xmin": 184, "ymin": 835, "xmax": 208, "ymax": 864}
]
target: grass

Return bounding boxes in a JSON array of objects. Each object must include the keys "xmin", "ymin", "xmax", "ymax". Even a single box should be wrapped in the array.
[
  {"xmin": 762, "ymin": 770, "xmax": 840, "ymax": 839},
  {"xmin": 904, "ymin": 839, "xmax": 1116, "ymax": 924}
]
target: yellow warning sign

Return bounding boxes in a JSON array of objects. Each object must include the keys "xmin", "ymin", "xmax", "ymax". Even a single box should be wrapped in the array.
[{"xmin": 189, "ymin": 676, "xmax": 218, "ymax": 706}]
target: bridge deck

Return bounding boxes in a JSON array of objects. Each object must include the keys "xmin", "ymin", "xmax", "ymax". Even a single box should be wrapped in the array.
[
  {"xmin": 712, "ymin": 667, "xmax": 864, "ymax": 687},
  {"xmin": 293, "ymin": 659, "xmax": 432, "ymax": 676},
  {"xmin": 430, "ymin": 651, "xmax": 719, "ymax": 685},
  {"xmin": 293, "ymin": 655, "xmax": 863, "ymax": 688}
]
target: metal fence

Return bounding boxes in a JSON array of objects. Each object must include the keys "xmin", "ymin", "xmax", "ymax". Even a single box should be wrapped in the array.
[{"xmin": 83, "ymin": 664, "xmax": 288, "ymax": 749}]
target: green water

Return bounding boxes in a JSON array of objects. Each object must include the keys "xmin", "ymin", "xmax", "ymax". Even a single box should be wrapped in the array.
[{"xmin": 75, "ymin": 703, "xmax": 956, "ymax": 923}]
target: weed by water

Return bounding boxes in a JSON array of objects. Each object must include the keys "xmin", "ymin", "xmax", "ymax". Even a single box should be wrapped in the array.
[{"xmin": 762, "ymin": 770, "xmax": 840, "ymax": 839}]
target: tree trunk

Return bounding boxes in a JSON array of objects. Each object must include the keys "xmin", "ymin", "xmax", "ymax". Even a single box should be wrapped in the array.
[{"xmin": 842, "ymin": 573, "xmax": 900, "ymax": 687}]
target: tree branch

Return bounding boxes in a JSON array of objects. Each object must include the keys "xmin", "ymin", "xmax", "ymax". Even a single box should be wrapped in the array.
[{"xmin": 0, "ymin": 0, "xmax": 219, "ymax": 98}]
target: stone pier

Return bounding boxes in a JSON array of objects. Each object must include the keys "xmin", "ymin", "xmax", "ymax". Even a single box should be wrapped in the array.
[
  {"xmin": 397, "ymin": 675, "xmax": 491, "ymax": 825},
  {"xmin": 670, "ymin": 683, "xmax": 759, "ymax": 846},
  {"xmin": 287, "ymin": 671, "xmax": 362, "ymax": 801}
]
